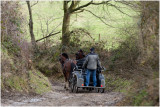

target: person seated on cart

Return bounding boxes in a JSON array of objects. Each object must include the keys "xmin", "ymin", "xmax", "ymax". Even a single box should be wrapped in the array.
[{"xmin": 82, "ymin": 47, "xmax": 101, "ymax": 87}]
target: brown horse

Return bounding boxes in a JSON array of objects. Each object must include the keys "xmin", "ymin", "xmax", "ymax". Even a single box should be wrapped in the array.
[
  {"xmin": 59, "ymin": 53, "xmax": 76, "ymax": 90},
  {"xmin": 75, "ymin": 49, "xmax": 85, "ymax": 60}
]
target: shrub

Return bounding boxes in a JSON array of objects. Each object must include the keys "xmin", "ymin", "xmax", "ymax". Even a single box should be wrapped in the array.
[
  {"xmin": 108, "ymin": 36, "xmax": 140, "ymax": 70},
  {"xmin": 1, "ymin": 1, "xmax": 32, "ymax": 72}
]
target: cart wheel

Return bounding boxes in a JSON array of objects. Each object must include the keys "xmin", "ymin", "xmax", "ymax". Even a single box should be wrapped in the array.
[
  {"xmin": 95, "ymin": 88, "xmax": 99, "ymax": 93},
  {"xmin": 99, "ymin": 88, "xmax": 104, "ymax": 93},
  {"xmin": 73, "ymin": 77, "xmax": 78, "ymax": 93},
  {"xmin": 69, "ymin": 77, "xmax": 74, "ymax": 93},
  {"xmin": 75, "ymin": 87, "xmax": 78, "ymax": 93},
  {"xmin": 70, "ymin": 82, "xmax": 74, "ymax": 93},
  {"xmin": 73, "ymin": 85, "xmax": 78, "ymax": 93}
]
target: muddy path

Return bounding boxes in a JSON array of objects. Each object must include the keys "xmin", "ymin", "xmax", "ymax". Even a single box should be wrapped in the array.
[{"xmin": 1, "ymin": 82, "xmax": 124, "ymax": 106}]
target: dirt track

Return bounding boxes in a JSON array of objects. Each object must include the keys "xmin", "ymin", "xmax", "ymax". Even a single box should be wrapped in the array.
[{"xmin": 1, "ymin": 82, "xmax": 124, "ymax": 106}]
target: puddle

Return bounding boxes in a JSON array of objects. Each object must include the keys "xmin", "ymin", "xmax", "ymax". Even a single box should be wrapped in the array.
[
  {"xmin": 12, "ymin": 97, "xmax": 46, "ymax": 105},
  {"xmin": 62, "ymin": 96, "xmax": 74, "ymax": 99},
  {"xmin": 23, "ymin": 97, "xmax": 46, "ymax": 103},
  {"xmin": 12, "ymin": 102, "xmax": 26, "ymax": 105}
]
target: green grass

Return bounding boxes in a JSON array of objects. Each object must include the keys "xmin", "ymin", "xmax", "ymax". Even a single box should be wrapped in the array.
[
  {"xmin": 21, "ymin": 1, "xmax": 139, "ymax": 49},
  {"xmin": 105, "ymin": 74, "xmax": 133, "ymax": 93},
  {"xmin": 133, "ymin": 89, "xmax": 149, "ymax": 106},
  {"xmin": 29, "ymin": 70, "xmax": 52, "ymax": 94}
]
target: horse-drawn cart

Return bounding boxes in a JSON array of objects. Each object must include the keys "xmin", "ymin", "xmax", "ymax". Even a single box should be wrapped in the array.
[{"xmin": 69, "ymin": 58, "xmax": 106, "ymax": 93}]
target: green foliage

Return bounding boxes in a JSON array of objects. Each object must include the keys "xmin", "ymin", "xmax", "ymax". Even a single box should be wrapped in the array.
[
  {"xmin": 69, "ymin": 28, "xmax": 84, "ymax": 47},
  {"xmin": 108, "ymin": 36, "xmax": 140, "ymax": 70},
  {"xmin": 3, "ymin": 74, "xmax": 29, "ymax": 92},
  {"xmin": 139, "ymin": 1, "xmax": 159, "ymax": 70},
  {"xmin": 2, "ymin": 70, "xmax": 52, "ymax": 94},
  {"xmin": 2, "ymin": 38, "xmax": 20, "ymax": 55},
  {"xmin": 1, "ymin": 1, "xmax": 53, "ymax": 95},
  {"xmin": 69, "ymin": 28, "xmax": 101, "ymax": 48},
  {"xmin": 1, "ymin": 46, "xmax": 17, "ymax": 73},
  {"xmin": 1, "ymin": 78, "xmax": 4, "ymax": 90},
  {"xmin": 1, "ymin": 38, "xmax": 52, "ymax": 94},
  {"xmin": 105, "ymin": 74, "xmax": 133, "ymax": 93},
  {"xmin": 1, "ymin": 1, "xmax": 24, "ymax": 41},
  {"xmin": 5, "ymin": 77, "xmax": 14, "ymax": 89},
  {"xmin": 153, "ymin": 71, "xmax": 159, "ymax": 79},
  {"xmin": 34, "ymin": 45, "xmax": 61, "ymax": 76},
  {"xmin": 133, "ymin": 89, "xmax": 148, "ymax": 106},
  {"xmin": 29, "ymin": 70, "xmax": 52, "ymax": 94}
]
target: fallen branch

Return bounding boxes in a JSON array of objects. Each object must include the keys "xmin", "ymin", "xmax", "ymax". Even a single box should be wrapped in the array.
[{"xmin": 36, "ymin": 31, "xmax": 61, "ymax": 42}]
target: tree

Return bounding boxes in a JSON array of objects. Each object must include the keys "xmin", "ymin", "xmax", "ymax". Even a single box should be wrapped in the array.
[
  {"xmin": 138, "ymin": 1, "xmax": 159, "ymax": 68},
  {"xmin": 26, "ymin": 1, "xmax": 38, "ymax": 52},
  {"xmin": 62, "ymin": 1, "xmax": 79, "ymax": 48},
  {"xmin": 61, "ymin": 0, "xmax": 109, "ymax": 51}
]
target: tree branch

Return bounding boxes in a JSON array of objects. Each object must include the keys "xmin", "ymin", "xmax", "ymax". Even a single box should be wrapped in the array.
[
  {"xmin": 69, "ymin": 1, "xmax": 80, "ymax": 11},
  {"xmin": 91, "ymin": 1, "xmax": 109, "ymax": 5},
  {"xmin": 107, "ymin": 3, "xmax": 133, "ymax": 17},
  {"xmin": 36, "ymin": 31, "xmax": 61, "ymax": 42},
  {"xmin": 84, "ymin": 9, "xmax": 116, "ymax": 28},
  {"xmin": 118, "ymin": 1, "xmax": 139, "ymax": 9},
  {"xmin": 71, "ymin": 1, "xmax": 93, "ymax": 13},
  {"xmin": 31, "ymin": 1, "xmax": 38, "ymax": 7},
  {"xmin": 49, "ymin": 22, "xmax": 62, "ymax": 36},
  {"xmin": 71, "ymin": 1, "xmax": 110, "ymax": 13},
  {"xmin": 72, "ymin": 9, "xmax": 84, "ymax": 14}
]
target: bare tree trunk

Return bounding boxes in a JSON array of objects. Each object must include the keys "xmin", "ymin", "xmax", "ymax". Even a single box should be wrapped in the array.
[
  {"xmin": 62, "ymin": 1, "xmax": 71, "ymax": 51},
  {"xmin": 26, "ymin": 1, "xmax": 38, "ymax": 52}
]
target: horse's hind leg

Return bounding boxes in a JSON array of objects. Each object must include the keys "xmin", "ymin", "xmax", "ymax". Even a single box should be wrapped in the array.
[
  {"xmin": 65, "ymin": 73, "xmax": 70, "ymax": 90},
  {"xmin": 64, "ymin": 78, "xmax": 67, "ymax": 89},
  {"xmin": 64, "ymin": 76, "xmax": 70, "ymax": 90},
  {"xmin": 64, "ymin": 76, "xmax": 68, "ymax": 89},
  {"xmin": 63, "ymin": 72, "xmax": 67, "ymax": 89},
  {"xmin": 64, "ymin": 83, "xmax": 66, "ymax": 89},
  {"xmin": 64, "ymin": 79, "xmax": 69, "ymax": 90},
  {"xmin": 65, "ymin": 79, "xmax": 69, "ymax": 90}
]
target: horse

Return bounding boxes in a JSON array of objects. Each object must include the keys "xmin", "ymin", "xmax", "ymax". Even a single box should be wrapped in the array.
[
  {"xmin": 75, "ymin": 49, "xmax": 85, "ymax": 60},
  {"xmin": 59, "ymin": 53, "xmax": 76, "ymax": 90}
]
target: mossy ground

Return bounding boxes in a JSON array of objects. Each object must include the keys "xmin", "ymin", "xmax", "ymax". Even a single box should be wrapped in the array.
[
  {"xmin": 110, "ymin": 70, "xmax": 159, "ymax": 106},
  {"xmin": 105, "ymin": 73, "xmax": 133, "ymax": 93},
  {"xmin": 29, "ymin": 69, "xmax": 52, "ymax": 94},
  {"xmin": 2, "ymin": 69, "xmax": 52, "ymax": 94},
  {"xmin": 1, "ymin": 46, "xmax": 52, "ymax": 94}
]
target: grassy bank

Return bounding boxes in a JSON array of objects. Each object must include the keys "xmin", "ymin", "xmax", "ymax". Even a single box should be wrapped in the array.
[{"xmin": 1, "ymin": 41, "xmax": 52, "ymax": 94}]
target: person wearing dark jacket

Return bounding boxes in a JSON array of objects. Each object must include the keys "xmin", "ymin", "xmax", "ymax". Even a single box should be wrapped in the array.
[{"xmin": 82, "ymin": 47, "xmax": 101, "ymax": 87}]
